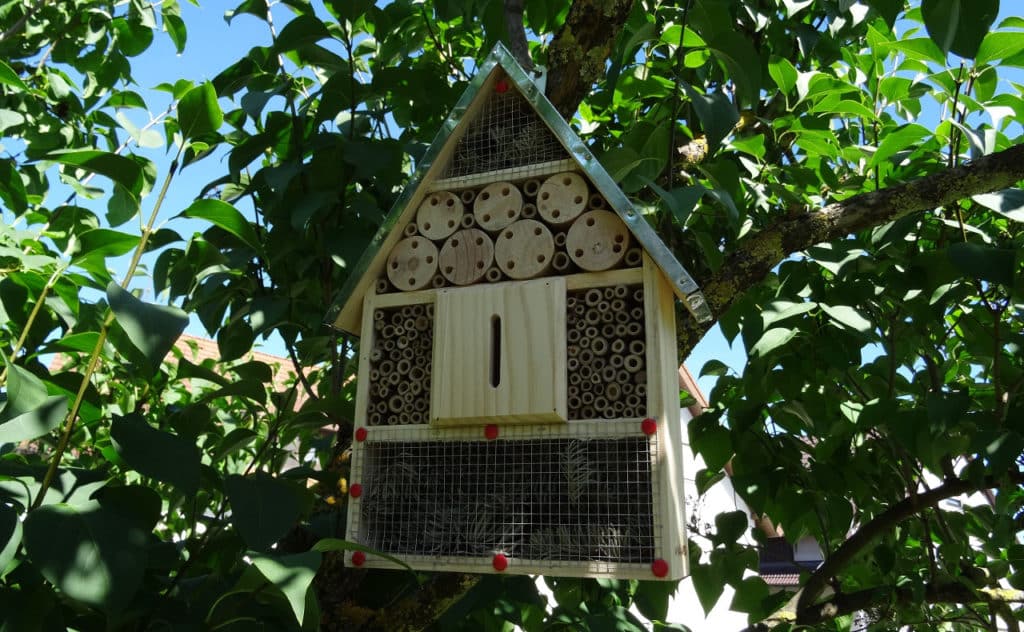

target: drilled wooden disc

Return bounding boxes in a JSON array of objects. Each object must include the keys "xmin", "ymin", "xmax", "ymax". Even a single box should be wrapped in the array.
[
  {"xmin": 386, "ymin": 236, "xmax": 439, "ymax": 291},
  {"xmin": 566, "ymin": 210, "xmax": 629, "ymax": 272},
  {"xmin": 537, "ymin": 172, "xmax": 588, "ymax": 226},
  {"xmin": 494, "ymin": 219, "xmax": 554, "ymax": 280},
  {"xmin": 439, "ymin": 228, "xmax": 494, "ymax": 286},
  {"xmin": 473, "ymin": 181, "xmax": 523, "ymax": 232},
  {"xmin": 416, "ymin": 191, "xmax": 463, "ymax": 241}
]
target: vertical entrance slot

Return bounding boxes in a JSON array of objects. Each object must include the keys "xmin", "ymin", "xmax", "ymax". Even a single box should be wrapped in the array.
[{"xmin": 490, "ymin": 314, "xmax": 502, "ymax": 388}]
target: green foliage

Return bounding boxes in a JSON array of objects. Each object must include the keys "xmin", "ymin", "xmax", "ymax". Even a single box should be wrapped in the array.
[{"xmin": 1, "ymin": 0, "xmax": 1022, "ymax": 630}]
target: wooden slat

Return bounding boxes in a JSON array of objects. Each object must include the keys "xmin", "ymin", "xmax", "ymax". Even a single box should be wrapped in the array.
[
  {"xmin": 368, "ymin": 287, "xmax": 437, "ymax": 309},
  {"xmin": 431, "ymin": 277, "xmax": 567, "ymax": 425},
  {"xmin": 643, "ymin": 253, "xmax": 689, "ymax": 580},
  {"xmin": 344, "ymin": 296, "xmax": 380, "ymax": 551},
  {"xmin": 354, "ymin": 557, "xmax": 659, "ymax": 580},
  {"xmin": 428, "ymin": 158, "xmax": 577, "ymax": 191},
  {"xmin": 564, "ymin": 267, "xmax": 641, "ymax": 290}
]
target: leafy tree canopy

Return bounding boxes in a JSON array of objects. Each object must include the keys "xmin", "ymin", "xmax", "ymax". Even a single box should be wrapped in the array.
[{"xmin": 1, "ymin": 0, "xmax": 1023, "ymax": 630}]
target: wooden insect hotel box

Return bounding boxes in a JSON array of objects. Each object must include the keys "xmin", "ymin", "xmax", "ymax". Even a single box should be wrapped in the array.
[{"xmin": 326, "ymin": 44, "xmax": 711, "ymax": 580}]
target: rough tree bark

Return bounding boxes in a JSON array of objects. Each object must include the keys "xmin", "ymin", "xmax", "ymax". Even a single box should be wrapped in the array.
[{"xmin": 319, "ymin": 1, "xmax": 1024, "ymax": 628}]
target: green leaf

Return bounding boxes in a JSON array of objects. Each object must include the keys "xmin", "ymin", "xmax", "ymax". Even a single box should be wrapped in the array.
[
  {"xmin": 0, "ymin": 360, "xmax": 67, "ymax": 444},
  {"xmin": 274, "ymin": 15, "xmax": 332, "ymax": 53},
  {"xmin": 866, "ymin": 0, "xmax": 903, "ymax": 26},
  {"xmin": 695, "ymin": 468, "xmax": 725, "ymax": 495},
  {"xmin": 749, "ymin": 327, "xmax": 797, "ymax": 357},
  {"xmin": 867, "ymin": 123, "xmax": 930, "ymax": 169},
  {"xmin": 700, "ymin": 359, "xmax": 730, "ymax": 377},
  {"xmin": 681, "ymin": 83, "xmax": 740, "ymax": 151},
  {"xmin": 226, "ymin": 473, "xmax": 304, "ymax": 551},
  {"xmin": 107, "ymin": 283, "xmax": 188, "ymax": 374},
  {"xmin": 728, "ymin": 576, "xmax": 770, "ymax": 615},
  {"xmin": 23, "ymin": 501, "xmax": 148, "ymax": 613},
  {"xmin": 251, "ymin": 551, "xmax": 322, "ymax": 626},
  {"xmin": 921, "ymin": 0, "xmax": 999, "ymax": 58},
  {"xmin": 713, "ymin": 510, "xmax": 748, "ymax": 545},
  {"xmin": 977, "ymin": 32, "xmax": 1024, "ymax": 65},
  {"xmin": 110, "ymin": 413, "xmax": 200, "ymax": 494},
  {"xmin": 70, "ymin": 228, "xmax": 140, "ymax": 263},
  {"xmin": 181, "ymin": 199, "xmax": 261, "ymax": 251},
  {"xmin": 164, "ymin": 13, "xmax": 187, "ymax": 54},
  {"xmin": 106, "ymin": 183, "xmax": 141, "ymax": 227},
  {"xmin": 690, "ymin": 560, "xmax": 725, "ymax": 615},
  {"xmin": 973, "ymin": 189, "xmax": 1024, "ymax": 222},
  {"xmin": 819, "ymin": 304, "xmax": 874, "ymax": 333},
  {"xmin": 644, "ymin": 179, "xmax": 706, "ymax": 226},
  {"xmin": 947, "ymin": 242, "xmax": 1016, "ymax": 285},
  {"xmin": 0, "ymin": 503, "xmax": 22, "ymax": 577},
  {"xmin": 0, "ymin": 60, "xmax": 28, "ymax": 91},
  {"xmin": 113, "ymin": 16, "xmax": 154, "ymax": 56},
  {"xmin": 44, "ymin": 149, "xmax": 145, "ymax": 198},
  {"xmin": 177, "ymin": 81, "xmax": 223, "ymax": 140},
  {"xmin": 768, "ymin": 55, "xmax": 797, "ymax": 96}
]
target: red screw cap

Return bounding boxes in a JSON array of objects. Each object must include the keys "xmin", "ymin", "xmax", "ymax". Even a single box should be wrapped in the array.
[
  {"xmin": 351, "ymin": 551, "xmax": 366, "ymax": 566},
  {"xmin": 484, "ymin": 424, "xmax": 499, "ymax": 440},
  {"xmin": 355, "ymin": 427, "xmax": 368, "ymax": 442},
  {"xmin": 651, "ymin": 559, "xmax": 669, "ymax": 578},
  {"xmin": 492, "ymin": 553, "xmax": 508, "ymax": 571},
  {"xmin": 641, "ymin": 418, "xmax": 657, "ymax": 436},
  {"xmin": 495, "ymin": 79, "xmax": 509, "ymax": 93},
  {"xmin": 350, "ymin": 483, "xmax": 363, "ymax": 498}
]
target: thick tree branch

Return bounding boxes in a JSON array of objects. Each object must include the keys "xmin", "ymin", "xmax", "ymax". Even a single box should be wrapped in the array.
[
  {"xmin": 503, "ymin": 0, "xmax": 534, "ymax": 72},
  {"xmin": 678, "ymin": 143, "xmax": 1024, "ymax": 360},
  {"xmin": 794, "ymin": 470, "xmax": 1024, "ymax": 622},
  {"xmin": 545, "ymin": 0, "xmax": 636, "ymax": 117}
]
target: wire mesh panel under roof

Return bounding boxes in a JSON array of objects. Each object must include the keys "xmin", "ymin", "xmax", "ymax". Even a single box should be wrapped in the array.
[{"xmin": 443, "ymin": 78, "xmax": 570, "ymax": 179}]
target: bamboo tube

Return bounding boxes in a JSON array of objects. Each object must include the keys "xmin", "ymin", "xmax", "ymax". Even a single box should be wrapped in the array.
[
  {"xmin": 636, "ymin": 384, "xmax": 647, "ymax": 399},
  {"xmin": 590, "ymin": 338, "xmax": 608, "ymax": 356},
  {"xmin": 387, "ymin": 371, "xmax": 401, "ymax": 386},
  {"xmin": 386, "ymin": 413, "xmax": 399, "ymax": 425},
  {"xmin": 568, "ymin": 395, "xmax": 581, "ymax": 410},
  {"xmin": 369, "ymin": 412, "xmax": 383, "ymax": 426},
  {"xmin": 620, "ymin": 382, "xmax": 635, "ymax": 396},
  {"xmin": 375, "ymin": 278, "xmax": 390, "ymax": 294},
  {"xmin": 584, "ymin": 309, "xmax": 601, "ymax": 325},
  {"xmin": 601, "ymin": 366, "xmax": 617, "ymax": 382},
  {"xmin": 624, "ymin": 355, "xmax": 643, "ymax": 373},
  {"xmin": 580, "ymin": 405, "xmax": 596, "ymax": 419},
  {"xmin": 609, "ymin": 354, "xmax": 624, "ymax": 369},
  {"xmin": 402, "ymin": 316, "xmax": 416, "ymax": 331},
  {"xmin": 485, "ymin": 266, "xmax": 503, "ymax": 282},
  {"xmin": 552, "ymin": 251, "xmax": 571, "ymax": 273},
  {"xmin": 584, "ymin": 288, "xmax": 603, "ymax": 307},
  {"xmin": 379, "ymin": 359, "xmax": 395, "ymax": 374},
  {"xmin": 568, "ymin": 384, "xmax": 580, "ymax": 398},
  {"xmin": 401, "ymin": 389, "xmax": 415, "ymax": 405},
  {"xmin": 614, "ymin": 285, "xmax": 629, "ymax": 299},
  {"xmin": 589, "ymin": 371, "xmax": 603, "ymax": 385},
  {"xmin": 403, "ymin": 223, "xmax": 418, "ymax": 238},
  {"xmin": 392, "ymin": 322, "xmax": 406, "ymax": 336},
  {"xmin": 460, "ymin": 188, "xmax": 476, "ymax": 205},
  {"xmin": 370, "ymin": 347, "xmax": 384, "ymax": 362},
  {"xmin": 408, "ymin": 381, "xmax": 422, "ymax": 396},
  {"xmin": 381, "ymin": 324, "xmax": 396, "ymax": 339},
  {"xmin": 611, "ymin": 298, "xmax": 625, "ymax": 313},
  {"xmin": 382, "ymin": 339, "xmax": 396, "ymax": 352},
  {"xmin": 603, "ymin": 287, "xmax": 615, "ymax": 301},
  {"xmin": 495, "ymin": 219, "xmax": 554, "ymax": 279},
  {"xmin": 396, "ymin": 380, "xmax": 410, "ymax": 395},
  {"xmin": 594, "ymin": 395, "xmax": 610, "ymax": 412},
  {"xmin": 567, "ymin": 342, "xmax": 580, "ymax": 356},
  {"xmin": 573, "ymin": 303, "xmax": 586, "ymax": 318},
  {"xmin": 567, "ymin": 296, "xmax": 578, "ymax": 310},
  {"xmin": 601, "ymin": 310, "xmax": 615, "ymax": 324},
  {"xmin": 412, "ymin": 315, "xmax": 429, "ymax": 331},
  {"xmin": 569, "ymin": 373, "xmax": 582, "ymax": 386},
  {"xmin": 610, "ymin": 339, "xmax": 626, "ymax": 354},
  {"xmin": 399, "ymin": 411, "xmax": 412, "ymax": 425},
  {"xmin": 411, "ymin": 411, "xmax": 425, "ymax": 424},
  {"xmin": 416, "ymin": 191, "xmax": 463, "ymax": 240},
  {"xmin": 431, "ymin": 274, "xmax": 446, "ymax": 288},
  {"xmin": 439, "ymin": 228, "xmax": 494, "ymax": 285},
  {"xmin": 375, "ymin": 400, "xmax": 389, "ymax": 415},
  {"xmin": 522, "ymin": 178, "xmax": 540, "ymax": 198},
  {"xmin": 588, "ymin": 192, "xmax": 606, "ymax": 209},
  {"xmin": 521, "ymin": 202, "xmax": 537, "ymax": 219},
  {"xmin": 625, "ymin": 393, "xmax": 642, "ymax": 411},
  {"xmin": 579, "ymin": 349, "xmax": 594, "ymax": 365},
  {"xmin": 475, "ymin": 181, "xmax": 523, "ymax": 232},
  {"xmin": 369, "ymin": 368, "xmax": 381, "ymax": 382},
  {"xmin": 581, "ymin": 391, "xmax": 595, "ymax": 405},
  {"xmin": 591, "ymin": 356, "xmax": 606, "ymax": 371},
  {"xmin": 568, "ymin": 357, "xmax": 580, "ymax": 372},
  {"xmin": 374, "ymin": 309, "xmax": 386, "ymax": 323},
  {"xmin": 554, "ymin": 231, "xmax": 567, "ymax": 248},
  {"xmin": 632, "ymin": 286, "xmax": 644, "ymax": 303},
  {"xmin": 615, "ymin": 310, "xmax": 630, "ymax": 324},
  {"xmin": 578, "ymin": 365, "xmax": 593, "ymax": 381},
  {"xmin": 613, "ymin": 400, "xmax": 626, "ymax": 416},
  {"xmin": 634, "ymin": 370, "xmax": 647, "ymax": 385},
  {"xmin": 538, "ymin": 172, "xmax": 588, "ymax": 226},
  {"xmin": 606, "ymin": 383, "xmax": 622, "ymax": 401},
  {"xmin": 425, "ymin": 304, "xmax": 435, "ymax": 318},
  {"xmin": 629, "ymin": 340, "xmax": 645, "ymax": 355},
  {"xmin": 409, "ymin": 366, "xmax": 425, "ymax": 382},
  {"xmin": 615, "ymin": 323, "xmax": 629, "ymax": 337},
  {"xmin": 388, "ymin": 395, "xmax": 404, "ymax": 413},
  {"xmin": 396, "ymin": 359, "xmax": 412, "ymax": 375},
  {"xmin": 626, "ymin": 322, "xmax": 642, "ymax": 336},
  {"xmin": 395, "ymin": 336, "xmax": 409, "ymax": 350},
  {"xmin": 601, "ymin": 324, "xmax": 616, "ymax": 339},
  {"xmin": 624, "ymin": 247, "xmax": 643, "ymax": 267}
]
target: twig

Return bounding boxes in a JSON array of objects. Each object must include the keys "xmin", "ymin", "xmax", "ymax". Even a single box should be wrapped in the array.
[{"xmin": 0, "ymin": 0, "xmax": 48, "ymax": 42}]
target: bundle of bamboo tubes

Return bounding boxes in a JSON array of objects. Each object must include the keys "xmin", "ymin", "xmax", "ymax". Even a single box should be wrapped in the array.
[
  {"xmin": 367, "ymin": 303, "xmax": 434, "ymax": 425},
  {"xmin": 565, "ymin": 284, "xmax": 647, "ymax": 420}
]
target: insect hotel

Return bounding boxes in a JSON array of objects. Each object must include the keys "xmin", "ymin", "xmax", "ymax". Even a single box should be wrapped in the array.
[{"xmin": 326, "ymin": 44, "xmax": 711, "ymax": 580}]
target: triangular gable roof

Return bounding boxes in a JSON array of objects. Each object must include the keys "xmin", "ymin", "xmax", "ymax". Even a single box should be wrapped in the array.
[{"xmin": 326, "ymin": 42, "xmax": 711, "ymax": 335}]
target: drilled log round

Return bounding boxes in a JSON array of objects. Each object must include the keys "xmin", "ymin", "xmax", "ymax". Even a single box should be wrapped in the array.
[
  {"xmin": 416, "ymin": 191, "xmax": 463, "ymax": 240},
  {"xmin": 474, "ymin": 181, "xmax": 523, "ymax": 232},
  {"xmin": 538, "ymin": 172, "xmax": 588, "ymax": 226},
  {"xmin": 494, "ymin": 219, "xmax": 554, "ymax": 279},
  {"xmin": 566, "ymin": 209, "xmax": 629, "ymax": 271},
  {"xmin": 386, "ymin": 236, "xmax": 439, "ymax": 291},
  {"xmin": 439, "ymin": 228, "xmax": 494, "ymax": 286}
]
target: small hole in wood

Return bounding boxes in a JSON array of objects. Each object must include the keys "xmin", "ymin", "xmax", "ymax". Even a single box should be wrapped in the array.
[
  {"xmin": 507, "ymin": 209, "xmax": 515, "ymax": 218},
  {"xmin": 574, "ymin": 196, "xmax": 583, "ymax": 204},
  {"xmin": 502, "ymin": 187, "xmax": 510, "ymax": 195},
  {"xmin": 426, "ymin": 256, "xmax": 434, "ymax": 263},
  {"xmin": 411, "ymin": 240, "xmax": 418, "ymax": 248},
  {"xmin": 481, "ymin": 192, "xmax": 490, "ymax": 200},
  {"xmin": 482, "ymin": 214, "xmax": 491, "ymax": 222},
  {"xmin": 575, "ymin": 249, "xmax": 584, "ymax": 257},
  {"xmin": 552, "ymin": 209, "xmax": 560, "ymax": 218},
  {"xmin": 423, "ymin": 222, "xmax": 431, "ymax": 230},
  {"xmin": 507, "ymin": 260, "xmax": 515, "ymax": 269},
  {"xmin": 430, "ymin": 196, "xmax": 439, "ymax": 205},
  {"xmin": 490, "ymin": 315, "xmax": 501, "ymax": 388},
  {"xmin": 408, "ymin": 277, "xmax": 415, "ymax": 285},
  {"xmin": 452, "ymin": 239, "xmax": 460, "ymax": 247},
  {"xmin": 534, "ymin": 226, "xmax": 542, "ymax": 236},
  {"xmin": 475, "ymin": 237, "xmax": 484, "ymax": 245},
  {"xmin": 477, "ymin": 261, "xmax": 485, "ymax": 269},
  {"xmin": 614, "ymin": 234, "xmax": 625, "ymax": 243},
  {"xmin": 541, "ymin": 192, "xmax": 549, "ymax": 200},
  {"xmin": 391, "ymin": 261, "xmax": 398, "ymax": 269},
  {"xmin": 504, "ymin": 230, "xmax": 513, "ymax": 239},
  {"xmin": 448, "ymin": 220, "xmax": 455, "ymax": 227},
  {"xmin": 445, "ymin": 266, "xmax": 454, "ymax": 274},
  {"xmin": 562, "ymin": 177, "xmax": 571, "ymax": 186},
  {"xmin": 586, "ymin": 217, "xmax": 595, "ymax": 227},
  {"xmin": 612, "ymin": 244, "xmax": 622, "ymax": 253},
  {"xmin": 446, "ymin": 197, "xmax": 454, "ymax": 207},
  {"xmin": 537, "ymin": 254, "xmax": 545, "ymax": 263}
]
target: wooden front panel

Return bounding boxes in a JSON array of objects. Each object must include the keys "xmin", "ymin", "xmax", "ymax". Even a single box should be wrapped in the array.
[{"xmin": 431, "ymin": 278, "xmax": 567, "ymax": 424}]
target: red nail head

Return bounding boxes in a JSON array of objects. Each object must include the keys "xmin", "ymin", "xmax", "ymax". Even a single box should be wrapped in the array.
[
  {"xmin": 351, "ymin": 551, "xmax": 366, "ymax": 566},
  {"xmin": 495, "ymin": 79, "xmax": 509, "ymax": 93},
  {"xmin": 641, "ymin": 418, "xmax": 657, "ymax": 436},
  {"xmin": 484, "ymin": 424, "xmax": 499, "ymax": 440},
  {"xmin": 652, "ymin": 559, "xmax": 669, "ymax": 578},
  {"xmin": 355, "ymin": 427, "xmax": 368, "ymax": 442},
  {"xmin": 492, "ymin": 553, "xmax": 508, "ymax": 571},
  {"xmin": 350, "ymin": 483, "xmax": 363, "ymax": 498}
]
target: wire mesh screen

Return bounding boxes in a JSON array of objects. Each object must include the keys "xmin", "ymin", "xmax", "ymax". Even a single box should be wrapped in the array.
[
  {"xmin": 445, "ymin": 82, "xmax": 569, "ymax": 178},
  {"xmin": 366, "ymin": 304, "xmax": 433, "ymax": 425},
  {"xmin": 359, "ymin": 436, "xmax": 656, "ymax": 564}
]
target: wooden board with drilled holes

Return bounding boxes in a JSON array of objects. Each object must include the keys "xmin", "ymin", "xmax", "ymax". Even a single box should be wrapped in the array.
[
  {"xmin": 566, "ymin": 210, "xmax": 629, "ymax": 272},
  {"xmin": 537, "ymin": 171, "xmax": 588, "ymax": 227},
  {"xmin": 416, "ymin": 191, "xmax": 464, "ymax": 241},
  {"xmin": 474, "ymin": 181, "xmax": 523, "ymax": 232},
  {"xmin": 386, "ymin": 236, "xmax": 439, "ymax": 291},
  {"xmin": 431, "ymin": 277, "xmax": 567, "ymax": 424},
  {"xmin": 439, "ymin": 228, "xmax": 494, "ymax": 286},
  {"xmin": 493, "ymin": 219, "xmax": 555, "ymax": 280}
]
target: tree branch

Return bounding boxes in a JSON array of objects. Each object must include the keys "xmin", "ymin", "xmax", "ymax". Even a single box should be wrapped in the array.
[
  {"xmin": 503, "ymin": 0, "xmax": 533, "ymax": 72},
  {"xmin": 545, "ymin": 0, "xmax": 636, "ymax": 117},
  {"xmin": 677, "ymin": 143, "xmax": 1024, "ymax": 360},
  {"xmin": 0, "ymin": 0, "xmax": 47, "ymax": 43},
  {"xmin": 795, "ymin": 470, "xmax": 1024, "ymax": 621}
]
